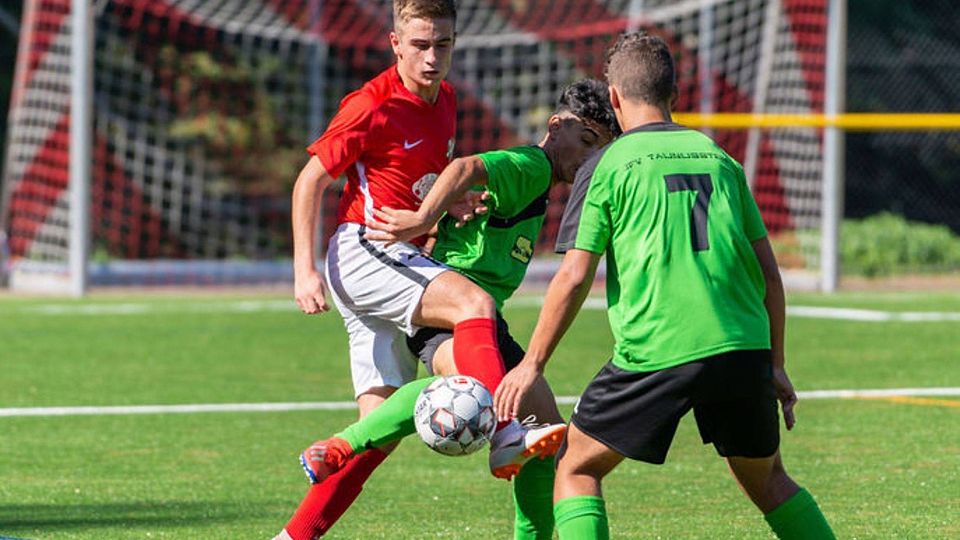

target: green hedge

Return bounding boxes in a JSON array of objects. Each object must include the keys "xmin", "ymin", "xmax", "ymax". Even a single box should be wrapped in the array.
[{"xmin": 841, "ymin": 213, "xmax": 960, "ymax": 276}]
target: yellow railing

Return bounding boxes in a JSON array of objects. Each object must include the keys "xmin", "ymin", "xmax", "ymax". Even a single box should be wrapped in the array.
[{"xmin": 672, "ymin": 113, "xmax": 960, "ymax": 131}]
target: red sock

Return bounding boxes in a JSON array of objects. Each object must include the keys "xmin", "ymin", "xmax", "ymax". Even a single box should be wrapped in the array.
[
  {"xmin": 283, "ymin": 448, "xmax": 388, "ymax": 539},
  {"xmin": 453, "ymin": 317, "xmax": 506, "ymax": 396},
  {"xmin": 453, "ymin": 318, "xmax": 512, "ymax": 431}
]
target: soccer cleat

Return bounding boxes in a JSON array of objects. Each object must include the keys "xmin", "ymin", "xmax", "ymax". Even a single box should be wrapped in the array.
[
  {"xmin": 489, "ymin": 418, "xmax": 567, "ymax": 481},
  {"xmin": 299, "ymin": 437, "xmax": 353, "ymax": 484}
]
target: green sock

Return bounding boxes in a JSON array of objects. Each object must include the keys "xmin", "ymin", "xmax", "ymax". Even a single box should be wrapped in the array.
[
  {"xmin": 513, "ymin": 456, "xmax": 556, "ymax": 539},
  {"xmin": 764, "ymin": 488, "xmax": 836, "ymax": 540},
  {"xmin": 554, "ymin": 495, "xmax": 608, "ymax": 540},
  {"xmin": 336, "ymin": 376, "xmax": 439, "ymax": 453}
]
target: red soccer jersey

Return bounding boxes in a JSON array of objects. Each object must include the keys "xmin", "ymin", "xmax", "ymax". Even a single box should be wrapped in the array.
[{"xmin": 308, "ymin": 67, "xmax": 457, "ymax": 244}]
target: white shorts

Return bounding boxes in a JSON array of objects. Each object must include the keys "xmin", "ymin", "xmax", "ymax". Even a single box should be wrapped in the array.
[{"xmin": 324, "ymin": 222, "xmax": 449, "ymax": 397}]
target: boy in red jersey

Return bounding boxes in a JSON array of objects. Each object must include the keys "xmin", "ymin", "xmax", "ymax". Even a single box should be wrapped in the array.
[{"xmin": 279, "ymin": 2, "xmax": 562, "ymax": 539}]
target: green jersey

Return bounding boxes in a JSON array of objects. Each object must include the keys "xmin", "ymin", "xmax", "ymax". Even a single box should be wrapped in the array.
[
  {"xmin": 559, "ymin": 123, "xmax": 770, "ymax": 372},
  {"xmin": 431, "ymin": 145, "xmax": 552, "ymax": 310}
]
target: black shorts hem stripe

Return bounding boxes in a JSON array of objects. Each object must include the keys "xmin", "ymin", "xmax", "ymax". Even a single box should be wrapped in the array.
[
  {"xmin": 357, "ymin": 225, "xmax": 436, "ymax": 288},
  {"xmin": 325, "ymin": 237, "xmax": 352, "ymax": 306}
]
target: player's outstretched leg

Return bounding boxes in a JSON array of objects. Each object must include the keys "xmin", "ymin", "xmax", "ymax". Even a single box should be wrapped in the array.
[
  {"xmin": 513, "ymin": 455, "xmax": 557, "ymax": 539},
  {"xmin": 300, "ymin": 437, "xmax": 354, "ymax": 484},
  {"xmin": 279, "ymin": 377, "xmax": 438, "ymax": 539},
  {"xmin": 727, "ymin": 453, "xmax": 836, "ymax": 539},
  {"xmin": 280, "ymin": 446, "xmax": 390, "ymax": 540},
  {"xmin": 425, "ymin": 329, "xmax": 566, "ymax": 482},
  {"xmin": 415, "ymin": 271, "xmax": 507, "ymax": 403},
  {"xmin": 299, "ymin": 376, "xmax": 439, "ymax": 483},
  {"xmin": 512, "ymin": 376, "xmax": 566, "ymax": 538},
  {"xmin": 489, "ymin": 418, "xmax": 566, "ymax": 480},
  {"xmin": 553, "ymin": 422, "xmax": 624, "ymax": 540}
]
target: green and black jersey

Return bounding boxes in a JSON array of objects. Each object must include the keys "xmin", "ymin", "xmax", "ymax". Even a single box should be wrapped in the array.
[
  {"xmin": 432, "ymin": 145, "xmax": 552, "ymax": 310},
  {"xmin": 556, "ymin": 122, "xmax": 770, "ymax": 372}
]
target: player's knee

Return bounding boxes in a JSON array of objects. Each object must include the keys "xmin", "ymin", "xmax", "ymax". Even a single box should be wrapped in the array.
[
  {"xmin": 556, "ymin": 458, "xmax": 606, "ymax": 490},
  {"xmin": 556, "ymin": 448, "xmax": 600, "ymax": 480},
  {"xmin": 732, "ymin": 456, "xmax": 799, "ymax": 512},
  {"xmin": 432, "ymin": 341, "xmax": 457, "ymax": 375},
  {"xmin": 356, "ymin": 386, "xmax": 396, "ymax": 417},
  {"xmin": 457, "ymin": 283, "xmax": 496, "ymax": 319},
  {"xmin": 767, "ymin": 465, "xmax": 799, "ymax": 499}
]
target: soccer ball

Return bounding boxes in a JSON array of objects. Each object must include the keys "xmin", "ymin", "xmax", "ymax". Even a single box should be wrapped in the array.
[{"xmin": 414, "ymin": 375, "xmax": 497, "ymax": 456}]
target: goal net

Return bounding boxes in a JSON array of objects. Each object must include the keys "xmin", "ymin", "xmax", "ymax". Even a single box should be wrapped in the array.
[{"xmin": 1, "ymin": 0, "xmax": 828, "ymax": 290}]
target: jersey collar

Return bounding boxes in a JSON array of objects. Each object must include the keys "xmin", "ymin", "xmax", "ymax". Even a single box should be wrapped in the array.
[{"xmin": 621, "ymin": 122, "xmax": 688, "ymax": 136}]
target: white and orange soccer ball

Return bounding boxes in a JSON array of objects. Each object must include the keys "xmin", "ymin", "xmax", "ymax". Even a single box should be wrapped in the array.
[{"xmin": 414, "ymin": 375, "xmax": 497, "ymax": 456}]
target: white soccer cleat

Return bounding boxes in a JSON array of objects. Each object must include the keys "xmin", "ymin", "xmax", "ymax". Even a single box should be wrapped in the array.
[{"xmin": 489, "ymin": 418, "xmax": 566, "ymax": 480}]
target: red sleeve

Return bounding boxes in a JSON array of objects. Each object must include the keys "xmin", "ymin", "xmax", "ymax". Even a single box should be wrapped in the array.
[{"xmin": 306, "ymin": 92, "xmax": 378, "ymax": 179}]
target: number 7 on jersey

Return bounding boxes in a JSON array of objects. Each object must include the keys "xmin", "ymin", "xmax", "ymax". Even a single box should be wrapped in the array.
[{"xmin": 664, "ymin": 173, "xmax": 714, "ymax": 251}]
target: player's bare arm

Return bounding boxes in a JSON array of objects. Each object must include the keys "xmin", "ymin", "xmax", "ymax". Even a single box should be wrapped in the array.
[
  {"xmin": 292, "ymin": 155, "xmax": 338, "ymax": 314},
  {"xmin": 364, "ymin": 155, "xmax": 489, "ymax": 242},
  {"xmin": 446, "ymin": 189, "xmax": 491, "ymax": 227},
  {"xmin": 494, "ymin": 248, "xmax": 601, "ymax": 420},
  {"xmin": 752, "ymin": 235, "xmax": 796, "ymax": 430},
  {"xmin": 420, "ymin": 191, "xmax": 491, "ymax": 253}
]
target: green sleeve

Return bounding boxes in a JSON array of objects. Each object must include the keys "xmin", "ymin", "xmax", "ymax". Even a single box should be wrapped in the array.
[
  {"xmin": 572, "ymin": 167, "xmax": 612, "ymax": 254},
  {"xmin": 477, "ymin": 147, "xmax": 551, "ymax": 217},
  {"xmin": 737, "ymin": 163, "xmax": 768, "ymax": 242}
]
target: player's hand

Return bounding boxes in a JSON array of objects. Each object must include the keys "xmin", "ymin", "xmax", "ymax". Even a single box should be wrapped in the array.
[
  {"xmin": 421, "ymin": 222, "xmax": 441, "ymax": 256},
  {"xmin": 448, "ymin": 191, "xmax": 490, "ymax": 228},
  {"xmin": 493, "ymin": 360, "xmax": 541, "ymax": 421},
  {"xmin": 294, "ymin": 270, "xmax": 330, "ymax": 314},
  {"xmin": 364, "ymin": 207, "xmax": 431, "ymax": 243},
  {"xmin": 772, "ymin": 365, "xmax": 797, "ymax": 430}
]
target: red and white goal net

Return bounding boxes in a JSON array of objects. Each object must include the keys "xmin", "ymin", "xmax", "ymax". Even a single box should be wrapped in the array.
[{"xmin": 1, "ymin": 0, "xmax": 828, "ymax": 288}]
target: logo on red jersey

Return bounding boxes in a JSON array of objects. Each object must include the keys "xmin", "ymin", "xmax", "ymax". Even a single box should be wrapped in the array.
[
  {"xmin": 412, "ymin": 173, "xmax": 439, "ymax": 201},
  {"xmin": 446, "ymin": 138, "xmax": 455, "ymax": 160}
]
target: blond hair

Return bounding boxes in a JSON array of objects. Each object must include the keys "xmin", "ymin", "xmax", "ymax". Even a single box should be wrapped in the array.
[{"xmin": 393, "ymin": 0, "xmax": 457, "ymax": 28}]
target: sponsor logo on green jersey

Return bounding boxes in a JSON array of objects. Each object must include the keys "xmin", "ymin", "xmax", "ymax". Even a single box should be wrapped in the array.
[{"xmin": 511, "ymin": 235, "xmax": 534, "ymax": 264}]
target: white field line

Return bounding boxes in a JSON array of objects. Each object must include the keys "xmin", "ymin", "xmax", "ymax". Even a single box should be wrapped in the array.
[
  {"xmin": 11, "ymin": 298, "xmax": 960, "ymax": 322},
  {"xmin": 512, "ymin": 297, "xmax": 960, "ymax": 322},
  {"xmin": 2, "ymin": 388, "xmax": 959, "ymax": 418},
  {"xmin": 16, "ymin": 300, "xmax": 295, "ymax": 315},
  {"xmin": 786, "ymin": 305, "xmax": 960, "ymax": 322}
]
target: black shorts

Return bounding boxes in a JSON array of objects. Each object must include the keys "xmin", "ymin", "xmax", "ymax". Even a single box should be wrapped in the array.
[
  {"xmin": 569, "ymin": 349, "xmax": 780, "ymax": 464},
  {"xmin": 406, "ymin": 313, "xmax": 525, "ymax": 375}
]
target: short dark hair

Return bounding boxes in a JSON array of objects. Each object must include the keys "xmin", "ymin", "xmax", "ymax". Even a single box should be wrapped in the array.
[
  {"xmin": 556, "ymin": 78, "xmax": 622, "ymax": 137},
  {"xmin": 604, "ymin": 32, "xmax": 676, "ymax": 107},
  {"xmin": 394, "ymin": 0, "xmax": 457, "ymax": 27}
]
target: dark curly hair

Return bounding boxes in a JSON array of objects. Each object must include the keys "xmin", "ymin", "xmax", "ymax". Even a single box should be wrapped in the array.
[{"xmin": 555, "ymin": 78, "xmax": 622, "ymax": 137}]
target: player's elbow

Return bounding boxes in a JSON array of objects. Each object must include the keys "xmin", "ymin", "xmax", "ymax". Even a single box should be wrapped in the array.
[
  {"xmin": 555, "ymin": 250, "xmax": 596, "ymax": 292},
  {"xmin": 449, "ymin": 156, "xmax": 487, "ymax": 186},
  {"xmin": 294, "ymin": 155, "xmax": 334, "ymax": 192}
]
